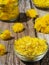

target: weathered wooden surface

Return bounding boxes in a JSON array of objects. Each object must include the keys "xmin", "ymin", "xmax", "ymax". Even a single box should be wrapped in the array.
[{"xmin": 0, "ymin": 0, "xmax": 49, "ymax": 65}]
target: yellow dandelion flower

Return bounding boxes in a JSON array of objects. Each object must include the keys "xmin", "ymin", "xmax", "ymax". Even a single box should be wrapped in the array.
[
  {"xmin": 0, "ymin": 30, "xmax": 11, "ymax": 40},
  {"xmin": 12, "ymin": 23, "xmax": 24, "ymax": 33},
  {"xmin": 0, "ymin": 44, "xmax": 6, "ymax": 56},
  {"xmin": 26, "ymin": 9, "xmax": 38, "ymax": 18}
]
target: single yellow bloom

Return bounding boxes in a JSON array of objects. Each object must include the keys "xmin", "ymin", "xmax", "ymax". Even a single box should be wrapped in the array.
[
  {"xmin": 12, "ymin": 23, "xmax": 24, "ymax": 33},
  {"xmin": 14, "ymin": 36, "xmax": 48, "ymax": 59},
  {"xmin": 26, "ymin": 9, "xmax": 38, "ymax": 18},
  {"xmin": 0, "ymin": 30, "xmax": 11, "ymax": 40},
  {"xmin": 0, "ymin": 44, "xmax": 6, "ymax": 56}
]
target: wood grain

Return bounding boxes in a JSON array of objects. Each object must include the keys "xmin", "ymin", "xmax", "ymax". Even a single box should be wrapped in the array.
[{"xmin": 0, "ymin": 0, "xmax": 49, "ymax": 65}]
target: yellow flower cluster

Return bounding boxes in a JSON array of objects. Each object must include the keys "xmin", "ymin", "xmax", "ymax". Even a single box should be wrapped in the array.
[
  {"xmin": 0, "ymin": 0, "xmax": 9, "ymax": 4},
  {"xmin": 0, "ymin": 0, "xmax": 18, "ymax": 4},
  {"xmin": 0, "ymin": 0, "xmax": 19, "ymax": 20},
  {"xmin": 33, "ymin": 0, "xmax": 49, "ymax": 8},
  {"xmin": 12, "ymin": 23, "xmax": 24, "ymax": 33},
  {"xmin": 14, "ymin": 36, "xmax": 48, "ymax": 59},
  {"xmin": 34, "ymin": 14, "xmax": 49, "ymax": 34},
  {"xmin": 26, "ymin": 9, "xmax": 38, "ymax": 18},
  {"xmin": 0, "ymin": 44, "xmax": 6, "ymax": 56},
  {"xmin": 0, "ymin": 30, "xmax": 11, "ymax": 40}
]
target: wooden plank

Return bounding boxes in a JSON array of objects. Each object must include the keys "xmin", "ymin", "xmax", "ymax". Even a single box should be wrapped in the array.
[
  {"xmin": 0, "ymin": 21, "xmax": 6, "ymax": 65},
  {"xmin": 25, "ymin": 0, "xmax": 36, "ymax": 37},
  {"xmin": 9, "ymin": 23, "xmax": 19, "ymax": 65},
  {"xmin": 17, "ymin": 0, "xmax": 27, "ymax": 65},
  {"xmin": 6, "ymin": 23, "xmax": 14, "ymax": 65},
  {"xmin": 25, "ymin": 0, "xmax": 40, "ymax": 65},
  {"xmin": 10, "ymin": 0, "xmax": 27, "ymax": 65},
  {"xmin": 31, "ymin": 0, "xmax": 49, "ymax": 65},
  {"xmin": 0, "ymin": 22, "xmax": 10, "ymax": 65}
]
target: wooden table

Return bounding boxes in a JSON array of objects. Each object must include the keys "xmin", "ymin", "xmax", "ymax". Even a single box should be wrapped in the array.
[{"xmin": 0, "ymin": 0, "xmax": 49, "ymax": 65}]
